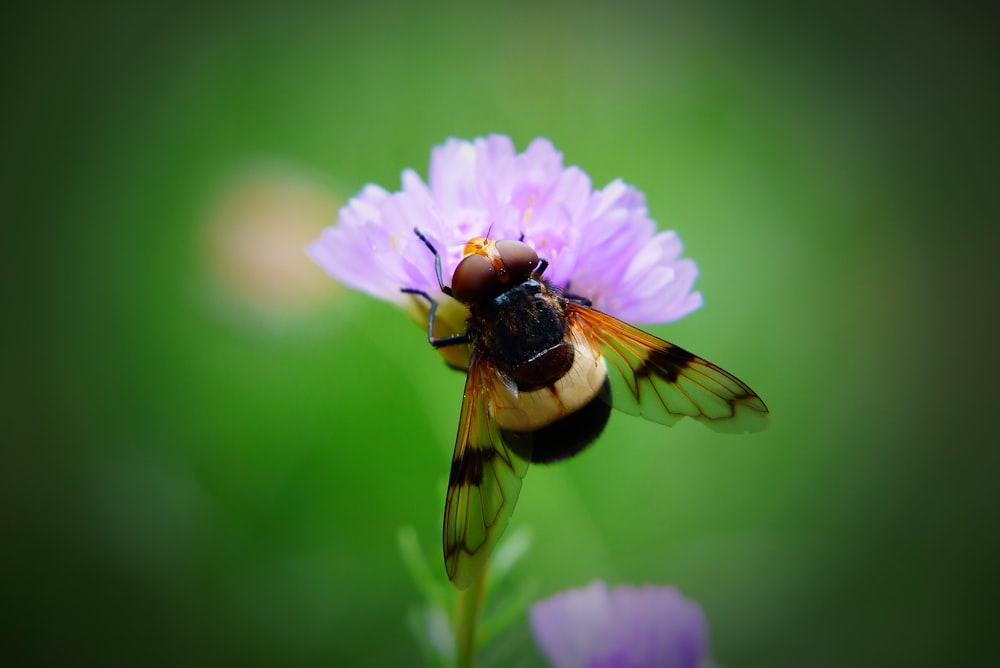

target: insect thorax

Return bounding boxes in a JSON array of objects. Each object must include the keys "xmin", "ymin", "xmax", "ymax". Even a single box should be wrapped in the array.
[{"xmin": 466, "ymin": 279, "xmax": 573, "ymax": 388}]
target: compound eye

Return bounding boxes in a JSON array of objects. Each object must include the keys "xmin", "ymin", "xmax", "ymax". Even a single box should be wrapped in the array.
[
  {"xmin": 495, "ymin": 240, "xmax": 539, "ymax": 278},
  {"xmin": 451, "ymin": 253, "xmax": 500, "ymax": 304}
]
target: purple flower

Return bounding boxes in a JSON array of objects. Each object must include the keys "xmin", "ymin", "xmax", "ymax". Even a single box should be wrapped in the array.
[
  {"xmin": 529, "ymin": 581, "xmax": 711, "ymax": 668},
  {"xmin": 308, "ymin": 135, "xmax": 701, "ymax": 325}
]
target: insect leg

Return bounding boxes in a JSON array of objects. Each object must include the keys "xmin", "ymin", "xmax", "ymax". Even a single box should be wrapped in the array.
[
  {"xmin": 560, "ymin": 282, "xmax": 592, "ymax": 306},
  {"xmin": 412, "ymin": 227, "xmax": 453, "ymax": 296},
  {"xmin": 401, "ymin": 287, "xmax": 470, "ymax": 348}
]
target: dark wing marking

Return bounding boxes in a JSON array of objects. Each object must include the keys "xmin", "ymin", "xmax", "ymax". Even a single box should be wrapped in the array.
[
  {"xmin": 566, "ymin": 303, "xmax": 769, "ymax": 434},
  {"xmin": 443, "ymin": 354, "xmax": 531, "ymax": 589}
]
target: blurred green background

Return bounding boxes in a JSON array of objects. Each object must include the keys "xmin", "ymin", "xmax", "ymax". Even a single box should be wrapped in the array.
[{"xmin": 5, "ymin": 1, "xmax": 996, "ymax": 666}]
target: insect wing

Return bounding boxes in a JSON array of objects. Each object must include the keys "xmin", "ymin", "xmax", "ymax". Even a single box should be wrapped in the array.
[
  {"xmin": 443, "ymin": 354, "xmax": 530, "ymax": 589},
  {"xmin": 567, "ymin": 303, "xmax": 769, "ymax": 434}
]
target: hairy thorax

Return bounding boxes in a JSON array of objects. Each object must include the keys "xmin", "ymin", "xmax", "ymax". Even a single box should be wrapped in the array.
[
  {"xmin": 466, "ymin": 279, "xmax": 609, "ymax": 438},
  {"xmin": 466, "ymin": 279, "xmax": 572, "ymax": 390}
]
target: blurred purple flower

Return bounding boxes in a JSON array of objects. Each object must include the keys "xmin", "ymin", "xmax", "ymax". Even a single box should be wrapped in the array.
[
  {"xmin": 529, "ymin": 581, "xmax": 711, "ymax": 668},
  {"xmin": 308, "ymin": 135, "xmax": 701, "ymax": 325}
]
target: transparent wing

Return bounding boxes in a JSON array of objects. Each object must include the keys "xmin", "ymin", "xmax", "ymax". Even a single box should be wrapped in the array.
[
  {"xmin": 443, "ymin": 354, "xmax": 531, "ymax": 589},
  {"xmin": 567, "ymin": 303, "xmax": 769, "ymax": 434}
]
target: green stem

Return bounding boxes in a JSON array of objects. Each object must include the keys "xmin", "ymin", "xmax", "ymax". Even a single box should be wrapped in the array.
[{"xmin": 453, "ymin": 566, "xmax": 488, "ymax": 668}]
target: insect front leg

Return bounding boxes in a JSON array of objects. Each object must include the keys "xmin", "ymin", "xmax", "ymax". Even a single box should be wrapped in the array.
[
  {"xmin": 412, "ymin": 227, "xmax": 453, "ymax": 297},
  {"xmin": 401, "ymin": 288, "xmax": 470, "ymax": 348},
  {"xmin": 564, "ymin": 292, "xmax": 592, "ymax": 306}
]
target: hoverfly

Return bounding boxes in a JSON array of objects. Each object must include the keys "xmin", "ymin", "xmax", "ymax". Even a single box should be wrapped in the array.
[{"xmin": 402, "ymin": 228, "xmax": 768, "ymax": 589}]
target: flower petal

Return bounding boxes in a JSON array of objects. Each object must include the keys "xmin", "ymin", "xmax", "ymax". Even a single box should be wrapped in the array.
[
  {"xmin": 529, "ymin": 581, "xmax": 711, "ymax": 668},
  {"xmin": 309, "ymin": 135, "xmax": 701, "ymax": 326},
  {"xmin": 529, "ymin": 581, "xmax": 616, "ymax": 668}
]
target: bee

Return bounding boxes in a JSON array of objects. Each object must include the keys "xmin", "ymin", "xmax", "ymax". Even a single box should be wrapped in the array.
[{"xmin": 402, "ymin": 229, "xmax": 768, "ymax": 589}]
